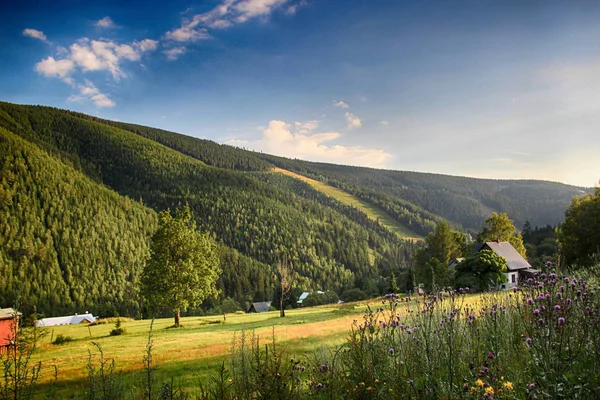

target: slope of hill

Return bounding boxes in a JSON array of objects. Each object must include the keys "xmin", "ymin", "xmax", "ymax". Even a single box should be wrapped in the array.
[
  {"xmin": 86, "ymin": 113, "xmax": 583, "ymax": 232},
  {"xmin": 0, "ymin": 101, "xmax": 584, "ymax": 317},
  {"xmin": 0, "ymin": 102, "xmax": 413, "ymax": 316},
  {"xmin": 272, "ymin": 167, "xmax": 423, "ymax": 240}
]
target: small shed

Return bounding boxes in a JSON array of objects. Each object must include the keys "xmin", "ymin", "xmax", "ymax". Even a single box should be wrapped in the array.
[
  {"xmin": 247, "ymin": 302, "xmax": 272, "ymax": 313},
  {"xmin": 36, "ymin": 313, "xmax": 96, "ymax": 327},
  {"xmin": 0, "ymin": 308, "xmax": 21, "ymax": 351},
  {"xmin": 297, "ymin": 292, "xmax": 310, "ymax": 305}
]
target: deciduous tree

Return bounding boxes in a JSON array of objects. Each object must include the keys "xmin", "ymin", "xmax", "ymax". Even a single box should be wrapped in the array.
[
  {"xmin": 477, "ymin": 212, "xmax": 527, "ymax": 257},
  {"xmin": 454, "ymin": 250, "xmax": 507, "ymax": 292},
  {"xmin": 558, "ymin": 188, "xmax": 600, "ymax": 267},
  {"xmin": 141, "ymin": 205, "xmax": 220, "ymax": 327}
]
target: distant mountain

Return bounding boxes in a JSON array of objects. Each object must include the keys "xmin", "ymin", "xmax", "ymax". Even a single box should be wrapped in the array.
[{"xmin": 0, "ymin": 102, "xmax": 583, "ymax": 316}]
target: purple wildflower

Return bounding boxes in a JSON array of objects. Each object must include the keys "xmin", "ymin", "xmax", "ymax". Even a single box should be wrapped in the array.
[{"xmin": 558, "ymin": 317, "xmax": 565, "ymax": 325}]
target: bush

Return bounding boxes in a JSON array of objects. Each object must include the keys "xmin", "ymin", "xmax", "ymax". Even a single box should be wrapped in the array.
[
  {"xmin": 109, "ymin": 320, "xmax": 126, "ymax": 336},
  {"xmin": 220, "ymin": 297, "xmax": 242, "ymax": 314},
  {"xmin": 53, "ymin": 334, "xmax": 74, "ymax": 345},
  {"xmin": 340, "ymin": 288, "xmax": 368, "ymax": 302}
]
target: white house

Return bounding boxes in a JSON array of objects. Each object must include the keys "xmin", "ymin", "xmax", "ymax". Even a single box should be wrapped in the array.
[
  {"xmin": 36, "ymin": 313, "xmax": 96, "ymax": 327},
  {"xmin": 478, "ymin": 241, "xmax": 537, "ymax": 289}
]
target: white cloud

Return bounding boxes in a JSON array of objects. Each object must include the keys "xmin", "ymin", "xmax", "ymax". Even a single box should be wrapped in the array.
[
  {"xmin": 227, "ymin": 120, "xmax": 391, "ymax": 167},
  {"xmin": 233, "ymin": 0, "xmax": 289, "ymax": 23},
  {"xmin": 164, "ymin": 47, "xmax": 187, "ymax": 60},
  {"xmin": 35, "ymin": 57, "xmax": 74, "ymax": 78},
  {"xmin": 345, "ymin": 112, "xmax": 362, "ymax": 129},
  {"xmin": 379, "ymin": 120, "xmax": 389, "ymax": 125},
  {"xmin": 165, "ymin": 25, "xmax": 210, "ymax": 42},
  {"xmin": 23, "ymin": 28, "xmax": 47, "ymax": 41},
  {"xmin": 68, "ymin": 79, "xmax": 115, "ymax": 107},
  {"xmin": 134, "ymin": 39, "xmax": 159, "ymax": 52},
  {"xmin": 95, "ymin": 17, "xmax": 118, "ymax": 28},
  {"xmin": 334, "ymin": 100, "xmax": 349, "ymax": 108}
]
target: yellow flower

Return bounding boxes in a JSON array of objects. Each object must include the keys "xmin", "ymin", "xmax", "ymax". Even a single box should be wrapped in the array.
[
  {"xmin": 375, "ymin": 379, "xmax": 380, "ymax": 384},
  {"xmin": 359, "ymin": 382, "xmax": 365, "ymax": 387},
  {"xmin": 388, "ymin": 388, "xmax": 393, "ymax": 393},
  {"xmin": 503, "ymin": 381, "xmax": 514, "ymax": 390},
  {"xmin": 470, "ymin": 387, "xmax": 478, "ymax": 393},
  {"xmin": 475, "ymin": 379, "xmax": 485, "ymax": 387},
  {"xmin": 485, "ymin": 386, "xmax": 494, "ymax": 395},
  {"xmin": 366, "ymin": 387, "xmax": 373, "ymax": 391}
]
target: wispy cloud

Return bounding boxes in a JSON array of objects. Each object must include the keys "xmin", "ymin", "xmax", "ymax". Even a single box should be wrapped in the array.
[
  {"xmin": 23, "ymin": 28, "xmax": 47, "ymax": 41},
  {"xmin": 67, "ymin": 79, "xmax": 115, "ymax": 108},
  {"xmin": 345, "ymin": 112, "xmax": 362, "ymax": 129},
  {"xmin": 163, "ymin": 0, "xmax": 298, "ymax": 57},
  {"xmin": 379, "ymin": 120, "xmax": 389, "ymax": 125},
  {"xmin": 227, "ymin": 120, "xmax": 390, "ymax": 167},
  {"xmin": 95, "ymin": 17, "xmax": 119, "ymax": 29},
  {"xmin": 164, "ymin": 47, "xmax": 187, "ymax": 61},
  {"xmin": 334, "ymin": 100, "xmax": 349, "ymax": 108}
]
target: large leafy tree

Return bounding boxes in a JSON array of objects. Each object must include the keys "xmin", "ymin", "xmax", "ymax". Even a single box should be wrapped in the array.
[
  {"xmin": 558, "ymin": 188, "xmax": 600, "ymax": 267},
  {"xmin": 142, "ymin": 205, "xmax": 221, "ymax": 326},
  {"xmin": 477, "ymin": 212, "xmax": 527, "ymax": 257},
  {"xmin": 414, "ymin": 221, "xmax": 466, "ymax": 292},
  {"xmin": 454, "ymin": 250, "xmax": 507, "ymax": 292}
]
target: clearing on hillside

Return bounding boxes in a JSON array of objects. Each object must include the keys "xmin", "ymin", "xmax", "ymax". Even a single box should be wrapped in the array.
[{"xmin": 273, "ymin": 167, "xmax": 422, "ymax": 240}]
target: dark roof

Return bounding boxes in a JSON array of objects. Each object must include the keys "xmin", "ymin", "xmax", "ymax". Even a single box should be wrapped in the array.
[
  {"xmin": 249, "ymin": 301, "xmax": 272, "ymax": 313},
  {"xmin": 482, "ymin": 241, "xmax": 532, "ymax": 271}
]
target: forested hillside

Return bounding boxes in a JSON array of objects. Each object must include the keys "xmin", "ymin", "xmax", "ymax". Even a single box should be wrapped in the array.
[
  {"xmin": 0, "ymin": 102, "xmax": 415, "ymax": 316},
  {"xmin": 0, "ymin": 102, "xmax": 584, "ymax": 317}
]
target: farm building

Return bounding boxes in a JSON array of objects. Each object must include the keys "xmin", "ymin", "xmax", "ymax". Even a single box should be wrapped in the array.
[
  {"xmin": 0, "ymin": 308, "xmax": 21, "ymax": 351},
  {"xmin": 476, "ymin": 241, "xmax": 538, "ymax": 289},
  {"xmin": 36, "ymin": 312, "xmax": 96, "ymax": 327},
  {"xmin": 247, "ymin": 302, "xmax": 272, "ymax": 313}
]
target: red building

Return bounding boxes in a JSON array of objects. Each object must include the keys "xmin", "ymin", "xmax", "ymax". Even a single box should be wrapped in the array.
[{"xmin": 0, "ymin": 308, "xmax": 21, "ymax": 352}]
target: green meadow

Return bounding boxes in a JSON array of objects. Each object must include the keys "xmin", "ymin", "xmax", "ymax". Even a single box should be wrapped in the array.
[{"xmin": 32, "ymin": 303, "xmax": 371, "ymax": 397}]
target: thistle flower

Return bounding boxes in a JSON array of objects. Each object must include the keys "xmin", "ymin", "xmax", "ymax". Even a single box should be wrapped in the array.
[{"xmin": 558, "ymin": 317, "xmax": 565, "ymax": 325}]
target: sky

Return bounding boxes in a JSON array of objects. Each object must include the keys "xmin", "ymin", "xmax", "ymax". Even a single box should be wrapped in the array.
[{"xmin": 1, "ymin": 0, "xmax": 599, "ymax": 187}]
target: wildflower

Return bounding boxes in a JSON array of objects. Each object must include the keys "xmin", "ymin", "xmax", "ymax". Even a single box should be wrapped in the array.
[
  {"xmin": 316, "ymin": 383, "xmax": 323, "ymax": 389},
  {"xmin": 529, "ymin": 383, "xmax": 536, "ymax": 389},
  {"xmin": 485, "ymin": 386, "xmax": 494, "ymax": 395},
  {"xmin": 471, "ymin": 387, "xmax": 478, "ymax": 393},
  {"xmin": 533, "ymin": 309, "xmax": 540, "ymax": 315},
  {"xmin": 554, "ymin": 305, "xmax": 561, "ymax": 311},
  {"xmin": 475, "ymin": 379, "xmax": 485, "ymax": 387},
  {"xmin": 375, "ymin": 379, "xmax": 379, "ymax": 383},
  {"xmin": 366, "ymin": 387, "xmax": 373, "ymax": 391},
  {"xmin": 564, "ymin": 277, "xmax": 570, "ymax": 283},
  {"xmin": 359, "ymin": 382, "xmax": 365, "ymax": 387},
  {"xmin": 527, "ymin": 298, "xmax": 533, "ymax": 305},
  {"xmin": 488, "ymin": 352, "xmax": 495, "ymax": 359},
  {"xmin": 388, "ymin": 348, "xmax": 394, "ymax": 355},
  {"xmin": 503, "ymin": 382, "xmax": 514, "ymax": 390},
  {"xmin": 526, "ymin": 337, "xmax": 532, "ymax": 345},
  {"xmin": 538, "ymin": 318, "xmax": 545, "ymax": 325},
  {"xmin": 388, "ymin": 388, "xmax": 393, "ymax": 393},
  {"xmin": 558, "ymin": 317, "xmax": 565, "ymax": 325}
]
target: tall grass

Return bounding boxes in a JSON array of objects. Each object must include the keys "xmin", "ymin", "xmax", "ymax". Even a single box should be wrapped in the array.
[{"xmin": 2, "ymin": 269, "xmax": 599, "ymax": 399}]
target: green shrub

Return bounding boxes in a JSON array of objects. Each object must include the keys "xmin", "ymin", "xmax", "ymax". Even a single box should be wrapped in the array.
[
  {"xmin": 109, "ymin": 320, "xmax": 126, "ymax": 336},
  {"xmin": 53, "ymin": 334, "xmax": 74, "ymax": 345},
  {"xmin": 340, "ymin": 288, "xmax": 368, "ymax": 302}
]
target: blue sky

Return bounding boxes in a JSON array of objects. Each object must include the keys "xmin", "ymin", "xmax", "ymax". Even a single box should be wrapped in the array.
[{"xmin": 1, "ymin": 0, "xmax": 599, "ymax": 186}]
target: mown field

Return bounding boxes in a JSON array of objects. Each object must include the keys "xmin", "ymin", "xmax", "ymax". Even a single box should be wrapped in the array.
[
  {"xmin": 32, "ymin": 302, "xmax": 372, "ymax": 397},
  {"xmin": 272, "ymin": 168, "xmax": 423, "ymax": 240}
]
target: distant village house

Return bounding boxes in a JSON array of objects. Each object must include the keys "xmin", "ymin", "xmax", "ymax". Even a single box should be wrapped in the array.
[
  {"xmin": 36, "ymin": 312, "xmax": 96, "ymax": 327},
  {"xmin": 247, "ymin": 301, "xmax": 272, "ymax": 313}
]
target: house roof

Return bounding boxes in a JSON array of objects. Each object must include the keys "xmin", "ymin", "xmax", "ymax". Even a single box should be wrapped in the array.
[
  {"xmin": 297, "ymin": 292, "xmax": 310, "ymax": 303},
  {"xmin": 483, "ymin": 241, "xmax": 532, "ymax": 271},
  {"xmin": 36, "ymin": 313, "xmax": 96, "ymax": 327},
  {"xmin": 250, "ymin": 302, "xmax": 272, "ymax": 313},
  {"xmin": 0, "ymin": 308, "xmax": 21, "ymax": 320}
]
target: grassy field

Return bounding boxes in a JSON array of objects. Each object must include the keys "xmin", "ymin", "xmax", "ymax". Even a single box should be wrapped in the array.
[
  {"xmin": 272, "ymin": 168, "xmax": 422, "ymax": 240},
  {"xmin": 31, "ymin": 303, "xmax": 374, "ymax": 397}
]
